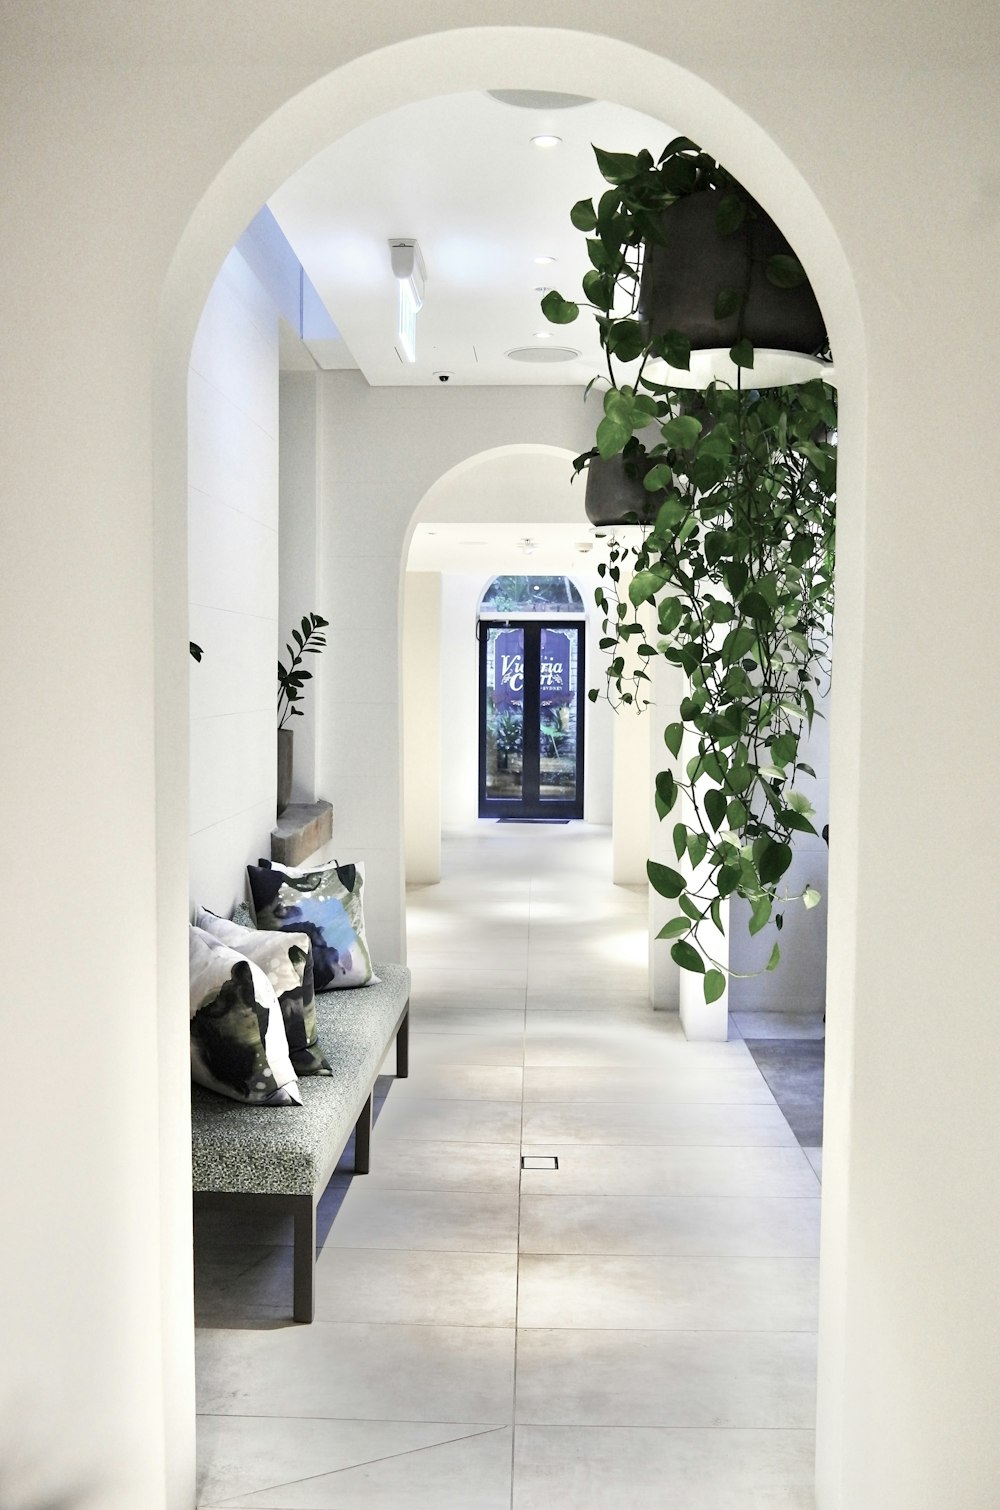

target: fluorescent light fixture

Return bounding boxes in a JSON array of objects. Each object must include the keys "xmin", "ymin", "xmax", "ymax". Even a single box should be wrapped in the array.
[
  {"xmin": 389, "ymin": 238, "xmax": 425, "ymax": 362},
  {"xmin": 531, "ymin": 134, "xmax": 562, "ymax": 148}
]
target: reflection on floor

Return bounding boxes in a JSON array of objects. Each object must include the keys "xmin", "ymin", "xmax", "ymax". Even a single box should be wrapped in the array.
[
  {"xmin": 733, "ymin": 1011, "xmax": 826, "ymax": 1170},
  {"xmin": 193, "ymin": 822, "xmax": 820, "ymax": 1509}
]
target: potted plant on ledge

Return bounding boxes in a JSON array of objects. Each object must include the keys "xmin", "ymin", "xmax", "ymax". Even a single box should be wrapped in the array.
[{"xmin": 277, "ymin": 612, "xmax": 328, "ymax": 817}]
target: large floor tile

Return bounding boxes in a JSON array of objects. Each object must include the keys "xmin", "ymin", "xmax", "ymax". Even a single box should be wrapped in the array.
[
  {"xmin": 514, "ymin": 1327, "xmax": 816, "ymax": 1428},
  {"xmin": 326, "ymin": 1185, "xmax": 520, "ymax": 1253},
  {"xmin": 408, "ymin": 1007, "xmax": 526, "ymax": 1035},
  {"xmin": 391, "ymin": 1064, "xmax": 523, "ymax": 1101},
  {"xmin": 520, "ymin": 1100, "xmax": 798, "ymax": 1146},
  {"xmin": 407, "ymin": 1032, "xmax": 525, "ymax": 1068},
  {"xmin": 317, "ymin": 1248, "xmax": 518, "ymax": 1326},
  {"xmin": 517, "ymin": 1253, "xmax": 819, "ymax": 1331},
  {"xmin": 372, "ymin": 1094, "xmax": 523, "ymax": 1144},
  {"xmin": 197, "ymin": 1321, "xmax": 515, "ymax": 1422},
  {"xmin": 512, "ymin": 1424, "xmax": 815, "ymax": 1509},
  {"xmin": 522, "ymin": 1065, "xmax": 772, "ymax": 1104},
  {"xmin": 518, "ymin": 1143, "xmax": 820, "ymax": 1197},
  {"xmin": 360, "ymin": 1138, "xmax": 521, "ymax": 1193},
  {"xmin": 519, "ymin": 1193, "xmax": 819, "ymax": 1257},
  {"xmin": 197, "ymin": 1415, "xmax": 512, "ymax": 1509}
]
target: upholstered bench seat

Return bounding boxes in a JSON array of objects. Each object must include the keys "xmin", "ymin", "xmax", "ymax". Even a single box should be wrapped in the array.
[{"xmin": 192, "ymin": 962, "xmax": 410, "ymax": 1321}]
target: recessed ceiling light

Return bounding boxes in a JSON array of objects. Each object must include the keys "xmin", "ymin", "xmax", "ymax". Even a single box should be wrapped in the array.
[
  {"xmin": 533, "ymin": 255, "xmax": 557, "ymax": 265},
  {"xmin": 535, "ymin": 330, "xmax": 551, "ymax": 339},
  {"xmin": 531, "ymin": 134, "xmax": 562, "ymax": 149},
  {"xmin": 506, "ymin": 346, "xmax": 580, "ymax": 364}
]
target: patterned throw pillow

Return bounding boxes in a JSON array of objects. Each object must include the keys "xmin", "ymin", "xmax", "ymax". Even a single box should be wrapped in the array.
[
  {"xmin": 246, "ymin": 858, "xmax": 374, "ymax": 991},
  {"xmin": 193, "ymin": 907, "xmax": 332, "ymax": 1077},
  {"xmin": 189, "ymin": 926, "xmax": 302, "ymax": 1105}
]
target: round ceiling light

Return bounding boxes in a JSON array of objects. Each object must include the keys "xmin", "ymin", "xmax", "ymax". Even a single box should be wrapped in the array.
[
  {"xmin": 533, "ymin": 254, "xmax": 557, "ymax": 265},
  {"xmin": 487, "ymin": 89, "xmax": 592, "ymax": 110},
  {"xmin": 531, "ymin": 134, "xmax": 562, "ymax": 149},
  {"xmin": 506, "ymin": 346, "xmax": 580, "ymax": 364}
]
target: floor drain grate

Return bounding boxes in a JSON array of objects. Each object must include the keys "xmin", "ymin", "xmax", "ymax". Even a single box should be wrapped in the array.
[{"xmin": 521, "ymin": 1155, "xmax": 559, "ymax": 1170}]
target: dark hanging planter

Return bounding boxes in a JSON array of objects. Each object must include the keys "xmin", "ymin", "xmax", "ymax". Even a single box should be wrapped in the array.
[
  {"xmin": 638, "ymin": 189, "xmax": 827, "ymax": 356},
  {"xmin": 585, "ymin": 451, "xmax": 660, "ymax": 528}
]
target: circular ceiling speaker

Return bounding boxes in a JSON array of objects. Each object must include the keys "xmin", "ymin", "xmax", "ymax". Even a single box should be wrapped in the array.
[
  {"xmin": 487, "ymin": 89, "xmax": 592, "ymax": 110},
  {"xmin": 506, "ymin": 345, "xmax": 580, "ymax": 364}
]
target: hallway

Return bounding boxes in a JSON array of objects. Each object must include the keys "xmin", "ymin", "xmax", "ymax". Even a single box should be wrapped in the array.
[{"xmin": 195, "ymin": 823, "xmax": 820, "ymax": 1507}]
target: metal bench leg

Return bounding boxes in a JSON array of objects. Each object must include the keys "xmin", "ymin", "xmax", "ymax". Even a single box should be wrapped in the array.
[
  {"xmin": 397, "ymin": 1003, "xmax": 410, "ymax": 1079},
  {"xmin": 291, "ymin": 1195, "xmax": 316, "ymax": 1323},
  {"xmin": 354, "ymin": 1092, "xmax": 373, "ymax": 1174}
]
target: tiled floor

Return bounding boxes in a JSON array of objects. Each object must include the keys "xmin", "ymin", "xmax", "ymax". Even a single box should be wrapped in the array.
[{"xmin": 194, "ymin": 822, "xmax": 820, "ymax": 1508}]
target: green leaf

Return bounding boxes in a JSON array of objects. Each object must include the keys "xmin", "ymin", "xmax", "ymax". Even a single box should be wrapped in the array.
[
  {"xmin": 655, "ymin": 770, "xmax": 678, "ymax": 816},
  {"xmin": 570, "ymin": 197, "xmax": 598, "ymax": 232},
  {"xmin": 541, "ymin": 290, "xmax": 579, "ymax": 325},
  {"xmin": 607, "ymin": 320, "xmax": 647, "ymax": 362},
  {"xmin": 664, "ymin": 722, "xmax": 684, "ymax": 758},
  {"xmin": 582, "ymin": 268, "xmax": 613, "ymax": 312},
  {"xmin": 766, "ymin": 941, "xmax": 782, "ymax": 972},
  {"xmin": 672, "ymin": 822, "xmax": 688, "ymax": 861},
  {"xmin": 717, "ymin": 863, "xmax": 742, "ymax": 899},
  {"xmin": 704, "ymin": 969, "xmax": 727, "ymax": 1004},
  {"xmin": 189, "ymin": 641, "xmax": 203, "ymax": 662},
  {"xmin": 771, "ymin": 733, "xmax": 798, "ymax": 767},
  {"xmin": 647, "ymin": 859, "xmax": 686, "ymax": 898},
  {"xmin": 765, "ymin": 254, "xmax": 807, "ymax": 288},
  {"xmin": 726, "ymin": 797, "xmax": 748, "ymax": 829},
  {"xmin": 661, "ymin": 414, "xmax": 702, "ymax": 449},
  {"xmin": 730, "ymin": 337, "xmax": 755, "ymax": 369},
  {"xmin": 658, "ymin": 596, "xmax": 683, "ymax": 635},
  {"xmin": 749, "ymin": 894, "xmax": 772, "ymax": 936},
  {"xmin": 758, "ymin": 840, "xmax": 793, "ymax": 885},
  {"xmin": 671, "ymin": 940, "xmax": 706, "ymax": 974},
  {"xmin": 629, "ymin": 570, "xmax": 664, "ymax": 607},
  {"xmin": 643, "ymin": 463, "xmax": 673, "ymax": 492},
  {"xmin": 714, "ymin": 287, "xmax": 743, "ymax": 320},
  {"xmin": 594, "ymin": 146, "xmax": 643, "ymax": 184},
  {"xmin": 686, "ymin": 831, "xmax": 709, "ymax": 868},
  {"xmin": 704, "ymin": 787, "xmax": 727, "ymax": 832},
  {"xmin": 657, "ymin": 328, "xmax": 692, "ymax": 370},
  {"xmin": 678, "ymin": 894, "xmax": 703, "ymax": 923},
  {"xmin": 741, "ymin": 591, "xmax": 773, "ymax": 620},
  {"xmin": 715, "ymin": 194, "xmax": 747, "ymax": 236},
  {"xmin": 723, "ymin": 625, "xmax": 757, "ymax": 661},
  {"xmin": 656, "ymin": 917, "xmax": 691, "ymax": 941},
  {"xmin": 596, "ymin": 414, "xmax": 633, "ymax": 458},
  {"xmin": 803, "ymin": 886, "xmax": 822, "ymax": 911},
  {"xmin": 783, "ymin": 810, "xmax": 818, "ymax": 835}
]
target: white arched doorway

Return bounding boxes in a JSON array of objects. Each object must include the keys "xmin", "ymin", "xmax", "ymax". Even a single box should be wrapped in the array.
[{"xmin": 154, "ymin": 28, "xmax": 862, "ymax": 1507}]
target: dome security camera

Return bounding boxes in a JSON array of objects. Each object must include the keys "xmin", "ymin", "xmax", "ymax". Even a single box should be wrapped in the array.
[{"xmin": 434, "ymin": 371, "xmax": 454, "ymax": 383}]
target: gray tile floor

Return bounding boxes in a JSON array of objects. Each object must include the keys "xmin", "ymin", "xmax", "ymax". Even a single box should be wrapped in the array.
[{"xmin": 194, "ymin": 823, "xmax": 820, "ymax": 1508}]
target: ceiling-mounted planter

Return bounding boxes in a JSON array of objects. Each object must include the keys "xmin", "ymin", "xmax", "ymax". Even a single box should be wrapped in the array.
[
  {"xmin": 638, "ymin": 189, "xmax": 827, "ymax": 357},
  {"xmin": 584, "ymin": 452, "xmax": 660, "ymax": 529}
]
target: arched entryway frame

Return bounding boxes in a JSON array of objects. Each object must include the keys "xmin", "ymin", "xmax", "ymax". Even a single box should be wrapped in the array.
[{"xmin": 154, "ymin": 28, "xmax": 864, "ymax": 1502}]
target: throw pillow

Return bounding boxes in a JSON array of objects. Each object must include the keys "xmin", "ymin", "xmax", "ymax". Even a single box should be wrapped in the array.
[
  {"xmin": 189, "ymin": 926, "xmax": 302, "ymax": 1105},
  {"xmin": 193, "ymin": 905, "xmax": 332, "ymax": 1077},
  {"xmin": 246, "ymin": 858, "xmax": 374, "ymax": 991}
]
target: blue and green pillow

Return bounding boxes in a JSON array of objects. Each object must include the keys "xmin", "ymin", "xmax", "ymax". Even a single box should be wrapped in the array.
[
  {"xmin": 188, "ymin": 926, "xmax": 301, "ymax": 1105},
  {"xmin": 193, "ymin": 906, "xmax": 332, "ymax": 1077},
  {"xmin": 246, "ymin": 858, "xmax": 374, "ymax": 991}
]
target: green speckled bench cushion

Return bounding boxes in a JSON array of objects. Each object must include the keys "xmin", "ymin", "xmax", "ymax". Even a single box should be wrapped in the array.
[{"xmin": 191, "ymin": 963, "xmax": 409, "ymax": 1197}]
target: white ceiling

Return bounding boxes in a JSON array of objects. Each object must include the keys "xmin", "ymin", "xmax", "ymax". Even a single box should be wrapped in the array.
[{"xmin": 268, "ymin": 90, "xmax": 676, "ymax": 387}]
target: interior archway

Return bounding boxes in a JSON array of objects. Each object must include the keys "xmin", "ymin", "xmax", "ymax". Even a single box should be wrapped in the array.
[{"xmin": 156, "ymin": 26, "xmax": 863, "ymax": 1498}]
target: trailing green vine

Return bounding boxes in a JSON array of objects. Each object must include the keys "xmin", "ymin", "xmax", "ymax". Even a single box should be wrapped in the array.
[{"xmin": 544, "ymin": 137, "xmax": 836, "ymax": 1000}]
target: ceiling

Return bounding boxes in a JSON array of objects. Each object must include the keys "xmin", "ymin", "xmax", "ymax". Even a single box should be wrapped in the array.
[{"xmin": 268, "ymin": 89, "xmax": 676, "ymax": 387}]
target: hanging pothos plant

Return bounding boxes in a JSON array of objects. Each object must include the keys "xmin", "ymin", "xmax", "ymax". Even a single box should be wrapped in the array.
[{"xmin": 542, "ymin": 136, "xmax": 837, "ymax": 1003}]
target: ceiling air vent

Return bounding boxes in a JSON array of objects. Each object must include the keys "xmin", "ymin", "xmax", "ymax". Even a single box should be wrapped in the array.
[
  {"xmin": 506, "ymin": 346, "xmax": 580, "ymax": 364},
  {"xmin": 487, "ymin": 89, "xmax": 592, "ymax": 110}
]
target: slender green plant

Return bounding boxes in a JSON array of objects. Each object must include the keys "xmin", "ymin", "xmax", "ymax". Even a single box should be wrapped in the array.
[
  {"xmin": 543, "ymin": 137, "xmax": 836, "ymax": 1000},
  {"xmin": 277, "ymin": 612, "xmax": 328, "ymax": 731}
]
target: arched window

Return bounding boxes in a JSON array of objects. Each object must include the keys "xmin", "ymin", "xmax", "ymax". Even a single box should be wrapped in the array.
[{"xmin": 478, "ymin": 575, "xmax": 585, "ymax": 617}]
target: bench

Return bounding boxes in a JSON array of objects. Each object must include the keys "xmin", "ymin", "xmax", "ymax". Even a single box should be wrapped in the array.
[{"xmin": 191, "ymin": 962, "xmax": 410, "ymax": 1322}]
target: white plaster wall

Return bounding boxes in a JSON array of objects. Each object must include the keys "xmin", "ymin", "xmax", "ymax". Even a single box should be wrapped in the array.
[
  {"xmin": 278, "ymin": 370, "xmax": 323, "ymax": 804},
  {"xmin": 439, "ymin": 573, "xmax": 483, "ymax": 828},
  {"xmin": 403, "ymin": 572, "xmax": 443, "ymax": 880},
  {"xmin": 4, "ymin": 11, "xmax": 1000, "ymax": 1510},
  {"xmin": 188, "ymin": 249, "xmax": 279, "ymax": 914}
]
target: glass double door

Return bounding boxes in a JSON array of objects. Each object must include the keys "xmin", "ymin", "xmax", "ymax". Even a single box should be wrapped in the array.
[{"xmin": 479, "ymin": 620, "xmax": 584, "ymax": 819}]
